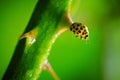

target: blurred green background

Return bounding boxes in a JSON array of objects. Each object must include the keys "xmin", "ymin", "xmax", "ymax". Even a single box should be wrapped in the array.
[{"xmin": 0, "ymin": 0, "xmax": 120, "ymax": 80}]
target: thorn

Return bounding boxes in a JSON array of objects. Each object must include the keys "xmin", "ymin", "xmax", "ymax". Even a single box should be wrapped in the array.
[
  {"xmin": 66, "ymin": 11, "xmax": 73, "ymax": 25},
  {"xmin": 19, "ymin": 29, "xmax": 38, "ymax": 44},
  {"xmin": 19, "ymin": 33, "xmax": 29, "ymax": 40},
  {"xmin": 43, "ymin": 60, "xmax": 60, "ymax": 80}
]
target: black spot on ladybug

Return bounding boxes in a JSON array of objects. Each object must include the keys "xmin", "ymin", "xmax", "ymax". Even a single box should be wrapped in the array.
[
  {"xmin": 76, "ymin": 28, "xmax": 78, "ymax": 30},
  {"xmin": 73, "ymin": 30, "xmax": 75, "ymax": 33},
  {"xmin": 78, "ymin": 30, "xmax": 81, "ymax": 33},
  {"xmin": 82, "ymin": 32, "xmax": 84, "ymax": 35},
  {"xmin": 78, "ymin": 23, "xmax": 82, "ymax": 26},
  {"xmin": 70, "ymin": 27, "xmax": 72, "ymax": 31},
  {"xmin": 83, "ymin": 26, "xmax": 85, "ymax": 28},
  {"xmin": 77, "ymin": 23, "xmax": 81, "ymax": 26},
  {"xmin": 80, "ymin": 27, "xmax": 83, "ymax": 30},
  {"xmin": 72, "ymin": 23, "xmax": 75, "ymax": 26},
  {"xmin": 77, "ymin": 24, "xmax": 80, "ymax": 26},
  {"xmin": 85, "ymin": 35, "xmax": 88, "ymax": 39},
  {"xmin": 73, "ymin": 26, "xmax": 75, "ymax": 28}
]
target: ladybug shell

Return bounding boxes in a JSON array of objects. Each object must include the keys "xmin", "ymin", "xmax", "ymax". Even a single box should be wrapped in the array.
[{"xmin": 70, "ymin": 23, "xmax": 89, "ymax": 39}]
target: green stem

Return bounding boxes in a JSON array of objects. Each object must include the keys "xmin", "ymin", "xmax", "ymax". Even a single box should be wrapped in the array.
[{"xmin": 3, "ymin": 0, "xmax": 72, "ymax": 80}]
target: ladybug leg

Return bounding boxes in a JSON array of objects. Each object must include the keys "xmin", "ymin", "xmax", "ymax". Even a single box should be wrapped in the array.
[
  {"xmin": 76, "ymin": 35, "xmax": 78, "ymax": 37},
  {"xmin": 42, "ymin": 59, "xmax": 60, "ymax": 80},
  {"xmin": 80, "ymin": 36, "xmax": 82, "ymax": 39}
]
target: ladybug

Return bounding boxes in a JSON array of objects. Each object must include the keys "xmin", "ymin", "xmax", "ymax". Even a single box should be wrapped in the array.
[{"xmin": 70, "ymin": 23, "xmax": 89, "ymax": 39}]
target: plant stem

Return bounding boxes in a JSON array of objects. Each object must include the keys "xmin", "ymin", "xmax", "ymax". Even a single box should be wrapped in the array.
[{"xmin": 2, "ymin": 0, "xmax": 72, "ymax": 80}]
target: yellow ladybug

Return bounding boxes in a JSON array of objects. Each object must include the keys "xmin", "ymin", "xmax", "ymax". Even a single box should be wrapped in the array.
[{"xmin": 70, "ymin": 23, "xmax": 89, "ymax": 39}]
